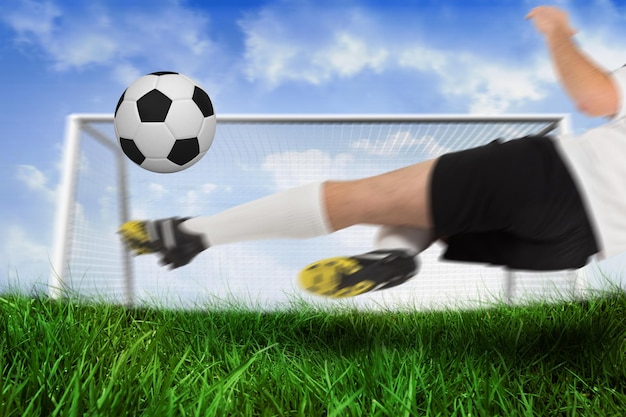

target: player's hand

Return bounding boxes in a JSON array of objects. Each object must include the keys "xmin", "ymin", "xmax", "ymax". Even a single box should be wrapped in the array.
[{"xmin": 526, "ymin": 6, "xmax": 577, "ymax": 39}]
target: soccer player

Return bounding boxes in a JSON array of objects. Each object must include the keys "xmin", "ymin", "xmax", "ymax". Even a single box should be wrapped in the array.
[{"xmin": 119, "ymin": 6, "xmax": 626, "ymax": 297}]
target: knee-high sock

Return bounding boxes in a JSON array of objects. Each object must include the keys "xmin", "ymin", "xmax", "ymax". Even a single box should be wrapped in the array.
[
  {"xmin": 179, "ymin": 182, "xmax": 333, "ymax": 247},
  {"xmin": 374, "ymin": 226, "xmax": 434, "ymax": 256}
]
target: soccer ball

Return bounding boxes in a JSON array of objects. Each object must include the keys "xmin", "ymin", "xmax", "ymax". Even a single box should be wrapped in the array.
[{"xmin": 114, "ymin": 71, "xmax": 216, "ymax": 173}]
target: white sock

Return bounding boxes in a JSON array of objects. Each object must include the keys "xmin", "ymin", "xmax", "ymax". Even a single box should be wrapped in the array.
[
  {"xmin": 374, "ymin": 226, "xmax": 433, "ymax": 256},
  {"xmin": 179, "ymin": 182, "xmax": 333, "ymax": 247}
]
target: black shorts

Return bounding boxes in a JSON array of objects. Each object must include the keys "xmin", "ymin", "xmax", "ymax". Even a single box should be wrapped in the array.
[{"xmin": 430, "ymin": 135, "xmax": 598, "ymax": 271}]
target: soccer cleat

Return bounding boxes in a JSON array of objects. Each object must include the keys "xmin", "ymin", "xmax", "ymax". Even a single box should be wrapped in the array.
[
  {"xmin": 118, "ymin": 217, "xmax": 207, "ymax": 269},
  {"xmin": 298, "ymin": 250, "xmax": 418, "ymax": 298}
]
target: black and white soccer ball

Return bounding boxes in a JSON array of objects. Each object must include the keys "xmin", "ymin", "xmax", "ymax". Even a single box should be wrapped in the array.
[{"xmin": 114, "ymin": 72, "xmax": 216, "ymax": 173}]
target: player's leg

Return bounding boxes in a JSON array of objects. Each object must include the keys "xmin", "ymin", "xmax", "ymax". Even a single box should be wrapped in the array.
[
  {"xmin": 323, "ymin": 158, "xmax": 437, "ymax": 230},
  {"xmin": 119, "ymin": 158, "xmax": 438, "ymax": 270},
  {"xmin": 278, "ymin": 160, "xmax": 438, "ymax": 297},
  {"xmin": 118, "ymin": 181, "xmax": 332, "ymax": 268}
]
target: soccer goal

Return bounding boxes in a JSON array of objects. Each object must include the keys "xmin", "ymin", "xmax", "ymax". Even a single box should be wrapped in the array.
[{"xmin": 49, "ymin": 113, "xmax": 585, "ymax": 309}]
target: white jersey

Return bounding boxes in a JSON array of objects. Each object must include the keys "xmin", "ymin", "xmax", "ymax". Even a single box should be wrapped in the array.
[{"xmin": 553, "ymin": 66, "xmax": 626, "ymax": 260}]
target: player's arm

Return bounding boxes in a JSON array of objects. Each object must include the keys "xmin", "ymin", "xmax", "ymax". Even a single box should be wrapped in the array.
[{"xmin": 527, "ymin": 6, "xmax": 619, "ymax": 118}]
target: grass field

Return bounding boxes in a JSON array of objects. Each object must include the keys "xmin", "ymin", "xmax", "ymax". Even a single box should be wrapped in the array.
[{"xmin": 1, "ymin": 291, "xmax": 626, "ymax": 416}]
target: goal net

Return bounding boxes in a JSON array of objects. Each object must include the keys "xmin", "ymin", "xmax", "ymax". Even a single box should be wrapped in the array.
[{"xmin": 50, "ymin": 114, "xmax": 584, "ymax": 309}]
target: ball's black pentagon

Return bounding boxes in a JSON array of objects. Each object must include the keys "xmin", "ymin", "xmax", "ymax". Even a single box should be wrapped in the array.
[
  {"xmin": 192, "ymin": 86, "xmax": 214, "ymax": 117},
  {"xmin": 114, "ymin": 89, "xmax": 126, "ymax": 116},
  {"xmin": 137, "ymin": 89, "xmax": 172, "ymax": 122},
  {"xmin": 150, "ymin": 71, "xmax": 178, "ymax": 76},
  {"xmin": 167, "ymin": 138, "xmax": 200, "ymax": 166},
  {"xmin": 119, "ymin": 138, "xmax": 146, "ymax": 165}
]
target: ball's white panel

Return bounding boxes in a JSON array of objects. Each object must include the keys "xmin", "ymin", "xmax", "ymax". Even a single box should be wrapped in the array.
[
  {"xmin": 197, "ymin": 115, "xmax": 217, "ymax": 152},
  {"xmin": 114, "ymin": 101, "xmax": 141, "ymax": 139},
  {"xmin": 133, "ymin": 123, "xmax": 175, "ymax": 158},
  {"xmin": 140, "ymin": 157, "xmax": 183, "ymax": 173},
  {"xmin": 124, "ymin": 75, "xmax": 159, "ymax": 100},
  {"xmin": 156, "ymin": 74, "xmax": 195, "ymax": 100},
  {"xmin": 165, "ymin": 100, "xmax": 204, "ymax": 138},
  {"xmin": 178, "ymin": 73, "xmax": 201, "ymax": 87}
]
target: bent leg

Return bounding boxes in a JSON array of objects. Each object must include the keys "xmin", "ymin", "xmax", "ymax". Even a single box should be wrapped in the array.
[
  {"xmin": 296, "ymin": 161, "xmax": 438, "ymax": 298},
  {"xmin": 374, "ymin": 225, "xmax": 436, "ymax": 255}
]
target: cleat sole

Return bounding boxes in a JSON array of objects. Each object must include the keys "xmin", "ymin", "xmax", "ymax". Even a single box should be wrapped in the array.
[{"xmin": 298, "ymin": 257, "xmax": 376, "ymax": 298}]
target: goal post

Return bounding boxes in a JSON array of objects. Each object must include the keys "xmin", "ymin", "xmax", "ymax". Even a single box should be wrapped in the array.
[
  {"xmin": 49, "ymin": 114, "xmax": 134, "ymax": 304},
  {"xmin": 49, "ymin": 113, "xmax": 581, "ymax": 309}
]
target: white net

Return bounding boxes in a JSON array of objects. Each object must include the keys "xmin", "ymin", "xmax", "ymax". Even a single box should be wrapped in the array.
[{"xmin": 52, "ymin": 114, "xmax": 580, "ymax": 309}]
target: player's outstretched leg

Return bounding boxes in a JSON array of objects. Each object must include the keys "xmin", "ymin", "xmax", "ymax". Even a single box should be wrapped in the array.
[
  {"xmin": 297, "ymin": 249, "xmax": 418, "ymax": 298},
  {"xmin": 118, "ymin": 217, "xmax": 207, "ymax": 269},
  {"xmin": 118, "ymin": 159, "xmax": 437, "ymax": 271}
]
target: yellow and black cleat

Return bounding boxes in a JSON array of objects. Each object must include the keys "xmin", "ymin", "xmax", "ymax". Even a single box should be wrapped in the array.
[
  {"xmin": 118, "ymin": 220, "xmax": 157, "ymax": 255},
  {"xmin": 298, "ymin": 250, "xmax": 418, "ymax": 298},
  {"xmin": 118, "ymin": 217, "xmax": 207, "ymax": 269}
]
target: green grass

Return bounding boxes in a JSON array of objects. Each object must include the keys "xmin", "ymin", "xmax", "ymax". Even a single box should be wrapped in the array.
[{"xmin": 1, "ymin": 292, "xmax": 626, "ymax": 416}]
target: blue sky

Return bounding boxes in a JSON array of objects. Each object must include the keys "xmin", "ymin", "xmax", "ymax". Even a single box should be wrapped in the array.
[{"xmin": 2, "ymin": 0, "xmax": 626, "ymax": 305}]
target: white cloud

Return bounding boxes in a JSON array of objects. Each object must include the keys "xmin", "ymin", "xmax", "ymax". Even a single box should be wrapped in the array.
[
  {"xmin": 243, "ymin": 29, "xmax": 388, "ymax": 86},
  {"xmin": 6, "ymin": 0, "xmax": 612, "ymax": 116},
  {"xmin": 316, "ymin": 32, "xmax": 388, "ymax": 78},
  {"xmin": 177, "ymin": 183, "xmax": 231, "ymax": 216},
  {"xmin": 1, "ymin": 225, "xmax": 50, "ymax": 289},
  {"xmin": 148, "ymin": 183, "xmax": 169, "ymax": 200},
  {"xmin": 351, "ymin": 130, "xmax": 450, "ymax": 157},
  {"xmin": 239, "ymin": 3, "xmax": 556, "ymax": 113},
  {"xmin": 200, "ymin": 183, "xmax": 232, "ymax": 194},
  {"xmin": 577, "ymin": 33, "xmax": 626, "ymax": 71},
  {"xmin": 5, "ymin": 0, "xmax": 60, "ymax": 41},
  {"xmin": 15, "ymin": 164, "xmax": 56, "ymax": 202},
  {"xmin": 4, "ymin": 225, "xmax": 48, "ymax": 262},
  {"xmin": 399, "ymin": 47, "xmax": 553, "ymax": 114},
  {"xmin": 2, "ymin": 0, "xmax": 217, "ymax": 84},
  {"xmin": 111, "ymin": 62, "xmax": 143, "ymax": 87},
  {"xmin": 262, "ymin": 149, "xmax": 353, "ymax": 190},
  {"xmin": 240, "ymin": 5, "xmax": 389, "ymax": 86},
  {"xmin": 16, "ymin": 164, "xmax": 47, "ymax": 189}
]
